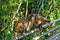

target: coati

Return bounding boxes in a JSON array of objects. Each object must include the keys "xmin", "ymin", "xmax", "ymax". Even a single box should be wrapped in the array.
[{"xmin": 14, "ymin": 14, "xmax": 50, "ymax": 38}]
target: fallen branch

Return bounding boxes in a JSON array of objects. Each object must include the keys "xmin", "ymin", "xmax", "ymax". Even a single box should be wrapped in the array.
[
  {"xmin": 47, "ymin": 32, "xmax": 60, "ymax": 40},
  {"xmin": 13, "ymin": 18, "xmax": 60, "ymax": 40},
  {"xmin": 33, "ymin": 25, "xmax": 60, "ymax": 40}
]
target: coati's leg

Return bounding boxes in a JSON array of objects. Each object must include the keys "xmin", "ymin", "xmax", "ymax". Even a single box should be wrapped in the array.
[
  {"xmin": 13, "ymin": 27, "xmax": 18, "ymax": 39},
  {"xmin": 14, "ymin": 20, "xmax": 24, "ymax": 38},
  {"xmin": 14, "ymin": 26, "xmax": 24, "ymax": 39}
]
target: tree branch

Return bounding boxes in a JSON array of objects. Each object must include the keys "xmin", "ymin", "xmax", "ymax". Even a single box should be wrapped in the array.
[
  {"xmin": 25, "ymin": 0, "xmax": 28, "ymax": 17},
  {"xmin": 12, "ymin": 0, "xmax": 22, "ymax": 20},
  {"xmin": 46, "ymin": 1, "xmax": 52, "ymax": 18},
  {"xmin": 38, "ymin": 0, "xmax": 43, "ymax": 14}
]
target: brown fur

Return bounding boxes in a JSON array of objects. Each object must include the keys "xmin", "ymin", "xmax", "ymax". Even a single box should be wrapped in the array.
[{"xmin": 13, "ymin": 18, "xmax": 33, "ymax": 38}]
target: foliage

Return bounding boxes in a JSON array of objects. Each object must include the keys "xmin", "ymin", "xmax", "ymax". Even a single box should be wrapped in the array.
[{"xmin": 0, "ymin": 0, "xmax": 60, "ymax": 40}]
